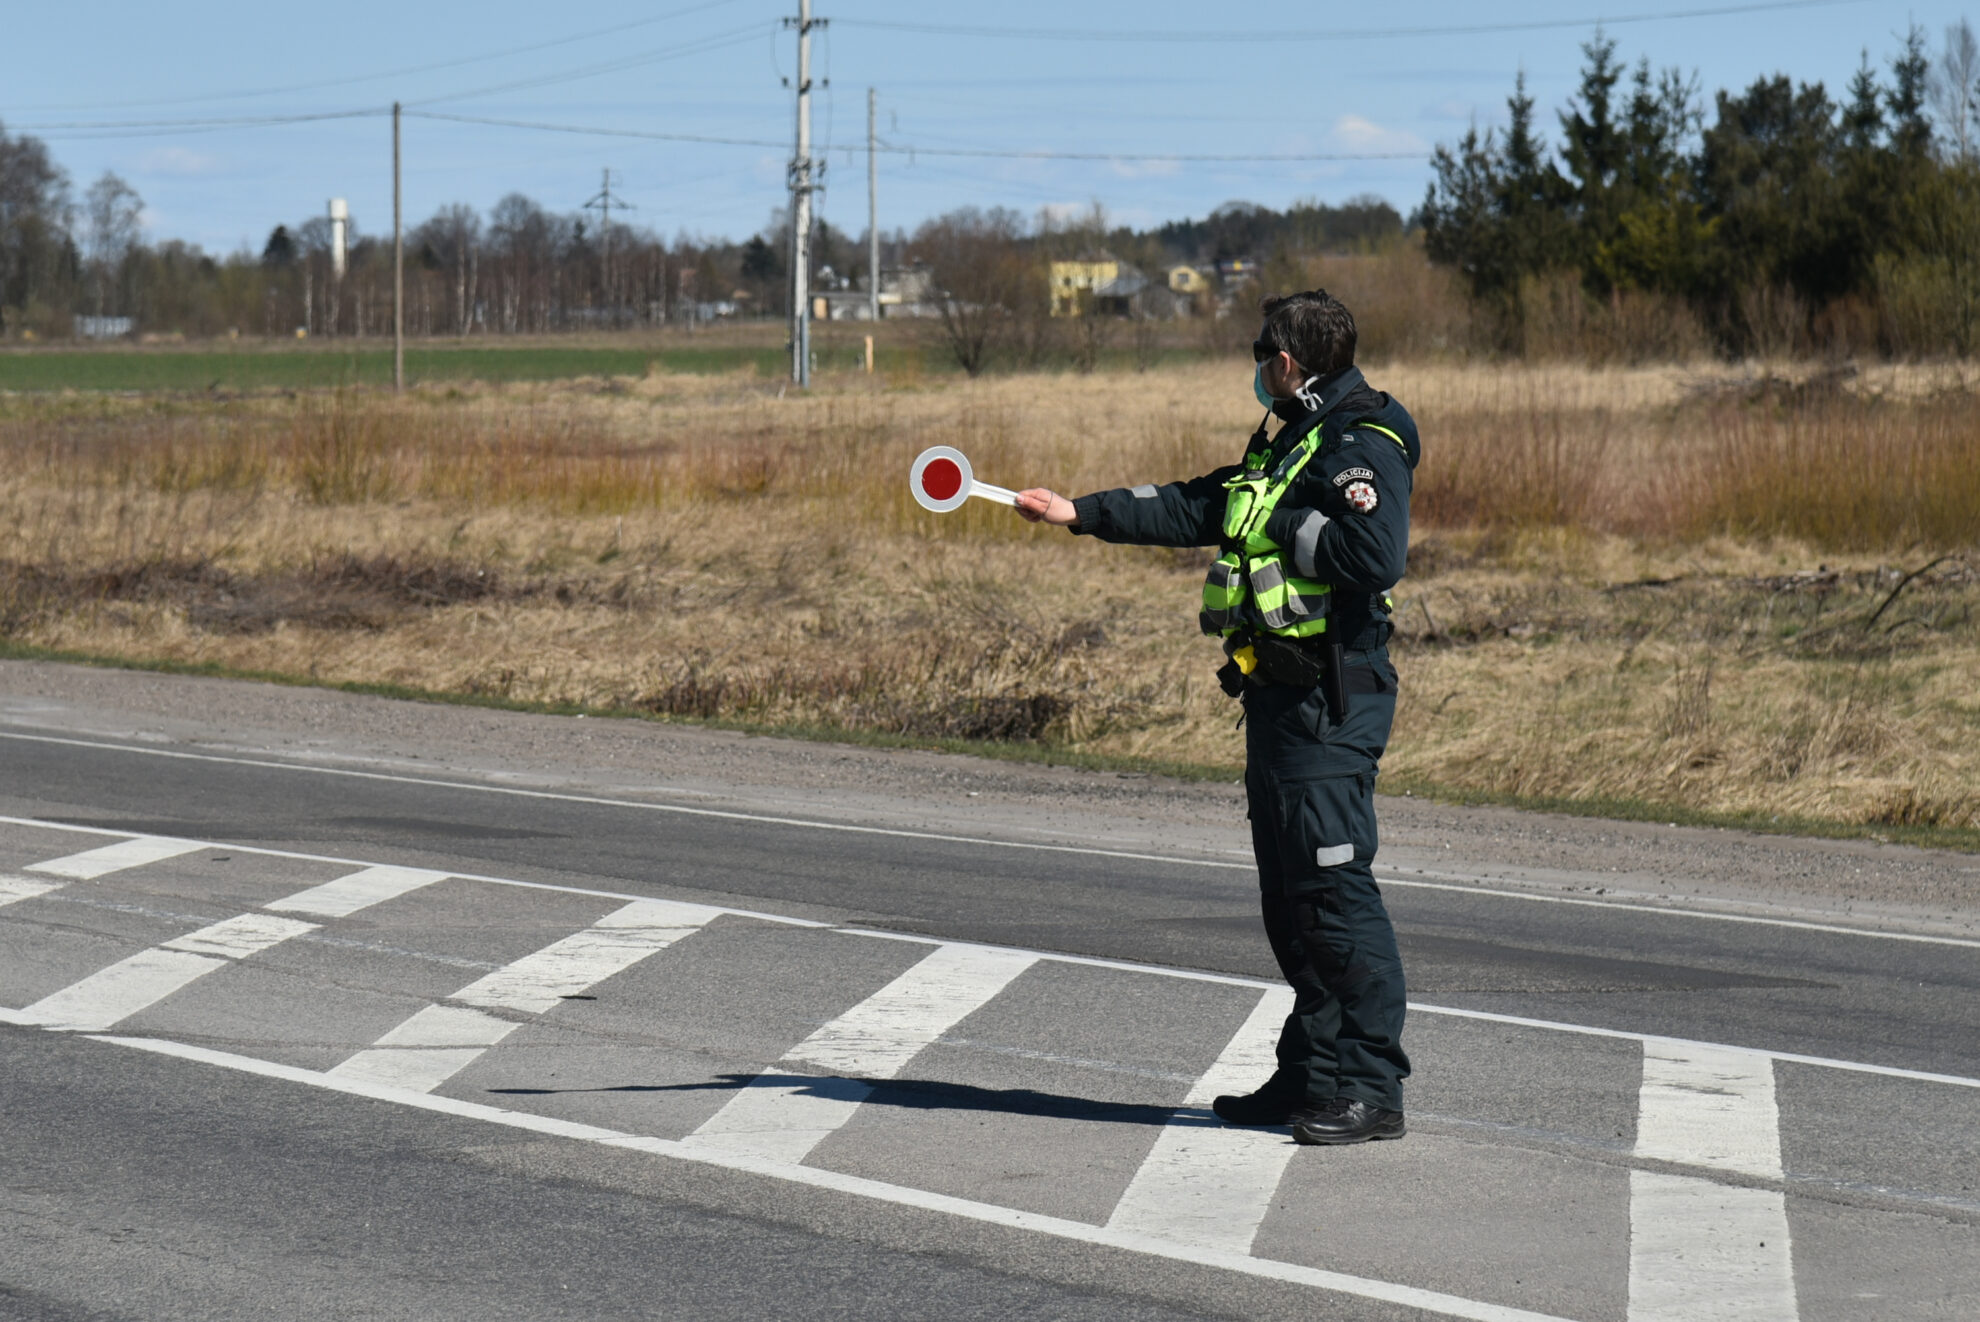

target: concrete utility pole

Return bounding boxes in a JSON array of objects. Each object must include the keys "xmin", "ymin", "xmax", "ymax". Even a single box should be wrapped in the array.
[
  {"xmin": 785, "ymin": 0, "xmax": 823, "ymax": 387},
  {"xmin": 392, "ymin": 101, "xmax": 404, "ymax": 392},
  {"xmin": 867, "ymin": 87, "xmax": 879, "ymax": 329}
]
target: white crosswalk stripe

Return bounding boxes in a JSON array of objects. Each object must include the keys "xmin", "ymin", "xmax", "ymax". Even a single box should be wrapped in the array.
[
  {"xmin": 450, "ymin": 898, "xmax": 720, "ymax": 1014},
  {"xmin": 1628, "ymin": 1040, "xmax": 1797, "ymax": 1322},
  {"xmin": 0, "ymin": 874, "xmax": 64, "ymax": 908},
  {"xmin": 265, "ymin": 864, "xmax": 451, "ymax": 918},
  {"xmin": 19, "ymin": 912, "xmax": 318, "ymax": 1031},
  {"xmin": 26, "ymin": 836, "xmax": 205, "ymax": 879},
  {"xmin": 684, "ymin": 943, "xmax": 1038, "ymax": 1164},
  {"xmin": 328, "ymin": 1004, "xmax": 523, "ymax": 1092},
  {"xmin": 1105, "ymin": 985, "xmax": 1296, "ymax": 1251},
  {"xmin": 329, "ymin": 898, "xmax": 719, "ymax": 1093}
]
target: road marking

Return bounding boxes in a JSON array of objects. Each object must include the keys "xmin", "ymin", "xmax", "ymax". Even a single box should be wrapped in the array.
[
  {"xmin": 2, "ymin": 819, "xmax": 1976, "ymax": 1092},
  {"xmin": 266, "ymin": 865, "xmax": 451, "ymax": 918},
  {"xmin": 328, "ymin": 1004, "xmax": 522, "ymax": 1092},
  {"xmin": 1636, "ymin": 1039, "xmax": 1783, "ymax": 1180},
  {"xmin": 1105, "ymin": 986, "xmax": 1296, "ymax": 1252},
  {"xmin": 1, "ymin": 874, "xmax": 63, "ymax": 908},
  {"xmin": 6, "ymin": 734, "xmax": 1972, "ymax": 949},
  {"xmin": 685, "ymin": 943, "xmax": 1037, "ymax": 1164},
  {"xmin": 328, "ymin": 898, "xmax": 718, "ymax": 1093},
  {"xmin": 0, "ymin": 813, "xmax": 827, "ymax": 930},
  {"xmin": 1371, "ymin": 871, "xmax": 1980, "ymax": 951},
  {"xmin": 1628, "ymin": 1173, "xmax": 1796, "ymax": 1322},
  {"xmin": 450, "ymin": 898, "xmax": 720, "ymax": 1015},
  {"xmin": 1413, "ymin": 1004, "xmax": 1980, "ymax": 1091},
  {"xmin": 90, "ymin": 1032, "xmax": 1580, "ymax": 1322},
  {"xmin": 1629, "ymin": 1041, "xmax": 1797, "ymax": 1321},
  {"xmin": 18, "ymin": 912, "xmax": 317, "ymax": 1031},
  {"xmin": 24, "ymin": 834, "xmax": 206, "ymax": 879}
]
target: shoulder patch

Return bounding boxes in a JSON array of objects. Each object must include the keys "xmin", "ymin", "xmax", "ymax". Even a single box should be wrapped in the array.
[
  {"xmin": 1333, "ymin": 467, "xmax": 1375, "ymax": 487},
  {"xmin": 1343, "ymin": 479, "xmax": 1379, "ymax": 513}
]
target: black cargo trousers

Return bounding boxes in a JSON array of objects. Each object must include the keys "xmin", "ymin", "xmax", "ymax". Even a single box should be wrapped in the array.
[{"xmin": 1242, "ymin": 646, "xmax": 1410, "ymax": 1112}]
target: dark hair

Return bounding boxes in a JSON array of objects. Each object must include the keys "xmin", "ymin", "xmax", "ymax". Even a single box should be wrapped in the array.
[{"xmin": 1258, "ymin": 289, "xmax": 1356, "ymax": 376}]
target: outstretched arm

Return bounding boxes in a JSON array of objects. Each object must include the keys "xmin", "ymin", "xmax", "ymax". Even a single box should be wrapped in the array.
[{"xmin": 1013, "ymin": 469, "xmax": 1236, "ymax": 547}]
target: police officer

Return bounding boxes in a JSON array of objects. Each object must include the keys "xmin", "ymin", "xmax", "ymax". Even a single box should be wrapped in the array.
[{"xmin": 1015, "ymin": 289, "xmax": 1418, "ymax": 1145}]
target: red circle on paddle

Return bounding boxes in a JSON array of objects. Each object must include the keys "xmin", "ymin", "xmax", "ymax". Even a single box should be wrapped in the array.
[{"xmin": 920, "ymin": 458, "xmax": 964, "ymax": 502}]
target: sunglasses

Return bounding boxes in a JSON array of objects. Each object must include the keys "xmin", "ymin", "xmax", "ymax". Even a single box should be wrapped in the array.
[{"xmin": 1251, "ymin": 339, "xmax": 1276, "ymax": 362}]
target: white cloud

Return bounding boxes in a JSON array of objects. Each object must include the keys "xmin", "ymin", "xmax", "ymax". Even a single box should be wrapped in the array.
[
  {"xmin": 1330, "ymin": 115, "xmax": 1427, "ymax": 154},
  {"xmin": 139, "ymin": 146, "xmax": 221, "ymax": 177}
]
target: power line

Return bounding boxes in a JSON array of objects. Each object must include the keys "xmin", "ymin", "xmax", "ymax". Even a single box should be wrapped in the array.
[
  {"xmin": 16, "ymin": 100, "xmax": 1432, "ymax": 164},
  {"xmin": 407, "ymin": 110, "xmax": 786, "ymax": 150},
  {"xmin": 6, "ymin": 0, "xmax": 747, "ymax": 114},
  {"xmin": 833, "ymin": 0, "xmax": 1870, "ymax": 43},
  {"xmin": 19, "ymin": 108, "xmax": 387, "ymax": 141},
  {"xmin": 405, "ymin": 111, "xmax": 1430, "ymax": 162},
  {"xmin": 14, "ymin": 109, "xmax": 383, "ymax": 132}
]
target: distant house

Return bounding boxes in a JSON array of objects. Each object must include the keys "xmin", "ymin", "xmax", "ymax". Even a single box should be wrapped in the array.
[
  {"xmin": 74, "ymin": 315, "xmax": 135, "ymax": 340},
  {"xmin": 1049, "ymin": 256, "xmax": 1149, "ymax": 317},
  {"xmin": 1167, "ymin": 265, "xmax": 1213, "ymax": 294},
  {"xmin": 818, "ymin": 264, "xmax": 938, "ymax": 320}
]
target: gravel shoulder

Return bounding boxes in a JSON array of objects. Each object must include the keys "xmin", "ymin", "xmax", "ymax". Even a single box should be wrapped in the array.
[{"xmin": 2, "ymin": 659, "xmax": 1975, "ymax": 938}]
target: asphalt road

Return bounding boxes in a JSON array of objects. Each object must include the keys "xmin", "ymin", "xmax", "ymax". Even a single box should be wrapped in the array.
[{"xmin": 2, "ymin": 671, "xmax": 1976, "ymax": 1321}]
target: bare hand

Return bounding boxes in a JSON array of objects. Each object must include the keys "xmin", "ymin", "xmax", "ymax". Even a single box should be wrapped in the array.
[{"xmin": 1015, "ymin": 488, "xmax": 1078, "ymax": 527}]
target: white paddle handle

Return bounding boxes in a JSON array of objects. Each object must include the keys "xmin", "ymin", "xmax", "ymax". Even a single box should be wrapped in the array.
[{"xmin": 969, "ymin": 482, "xmax": 1020, "ymax": 507}]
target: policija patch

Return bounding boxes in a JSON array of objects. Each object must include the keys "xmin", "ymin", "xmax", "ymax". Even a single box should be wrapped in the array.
[{"xmin": 1343, "ymin": 480, "xmax": 1379, "ymax": 513}]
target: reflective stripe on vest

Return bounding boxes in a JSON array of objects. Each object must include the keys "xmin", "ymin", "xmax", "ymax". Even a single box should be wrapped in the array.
[{"xmin": 1199, "ymin": 422, "xmax": 1406, "ymax": 639}]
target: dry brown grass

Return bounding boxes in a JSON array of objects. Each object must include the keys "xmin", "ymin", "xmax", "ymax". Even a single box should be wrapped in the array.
[{"xmin": 2, "ymin": 358, "xmax": 1975, "ymax": 833}]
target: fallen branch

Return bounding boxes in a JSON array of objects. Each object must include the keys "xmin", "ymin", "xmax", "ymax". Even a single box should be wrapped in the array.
[{"xmin": 1863, "ymin": 554, "xmax": 1961, "ymax": 632}]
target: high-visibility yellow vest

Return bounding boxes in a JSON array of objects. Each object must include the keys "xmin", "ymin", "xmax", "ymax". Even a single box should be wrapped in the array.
[{"xmin": 1199, "ymin": 421, "xmax": 1404, "ymax": 639}]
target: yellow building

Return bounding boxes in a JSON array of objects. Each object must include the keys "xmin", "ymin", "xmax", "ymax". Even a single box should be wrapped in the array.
[
  {"xmin": 1167, "ymin": 265, "xmax": 1212, "ymax": 294},
  {"xmin": 1049, "ymin": 258, "xmax": 1121, "ymax": 316}
]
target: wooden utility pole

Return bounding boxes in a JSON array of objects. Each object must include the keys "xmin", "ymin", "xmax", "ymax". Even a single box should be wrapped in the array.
[
  {"xmin": 785, "ymin": 0, "xmax": 821, "ymax": 387},
  {"xmin": 392, "ymin": 101, "xmax": 404, "ymax": 392},
  {"xmin": 867, "ymin": 87, "xmax": 879, "ymax": 330}
]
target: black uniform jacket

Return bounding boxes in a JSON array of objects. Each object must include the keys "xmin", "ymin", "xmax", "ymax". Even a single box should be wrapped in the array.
[{"xmin": 1069, "ymin": 366, "xmax": 1423, "ymax": 651}]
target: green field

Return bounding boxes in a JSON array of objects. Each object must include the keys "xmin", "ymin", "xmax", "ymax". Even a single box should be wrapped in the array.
[
  {"xmin": 0, "ymin": 334, "xmax": 1218, "ymax": 392},
  {"xmin": 0, "ymin": 342, "xmax": 814, "ymax": 392}
]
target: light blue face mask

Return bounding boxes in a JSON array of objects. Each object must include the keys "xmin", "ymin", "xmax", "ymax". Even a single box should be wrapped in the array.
[{"xmin": 1253, "ymin": 361, "xmax": 1276, "ymax": 409}]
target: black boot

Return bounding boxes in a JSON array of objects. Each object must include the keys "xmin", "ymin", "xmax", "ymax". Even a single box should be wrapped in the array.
[
  {"xmin": 1291, "ymin": 1096, "xmax": 1405, "ymax": 1145},
  {"xmin": 1211, "ymin": 1084, "xmax": 1303, "ymax": 1127}
]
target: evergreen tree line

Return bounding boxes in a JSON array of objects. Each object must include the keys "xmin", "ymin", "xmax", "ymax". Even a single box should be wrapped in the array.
[{"xmin": 1418, "ymin": 23, "xmax": 1980, "ymax": 356}]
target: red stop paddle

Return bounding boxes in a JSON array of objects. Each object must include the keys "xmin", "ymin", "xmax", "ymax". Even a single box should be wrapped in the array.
[{"xmin": 909, "ymin": 446, "xmax": 1019, "ymax": 512}]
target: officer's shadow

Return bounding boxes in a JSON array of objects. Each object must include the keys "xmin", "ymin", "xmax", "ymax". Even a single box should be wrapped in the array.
[{"xmin": 488, "ymin": 1072, "xmax": 1219, "ymax": 1129}]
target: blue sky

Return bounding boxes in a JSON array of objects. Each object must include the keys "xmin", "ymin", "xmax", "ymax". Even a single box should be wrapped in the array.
[{"xmin": 6, "ymin": 2, "xmax": 1970, "ymax": 255}]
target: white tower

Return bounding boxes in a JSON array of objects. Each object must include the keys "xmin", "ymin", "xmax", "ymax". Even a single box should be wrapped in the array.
[{"xmin": 329, "ymin": 198, "xmax": 349, "ymax": 280}]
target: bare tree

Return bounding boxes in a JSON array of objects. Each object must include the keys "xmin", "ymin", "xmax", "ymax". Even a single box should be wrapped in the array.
[
  {"xmin": 1934, "ymin": 19, "xmax": 1980, "ymax": 160},
  {"xmin": 83, "ymin": 171, "xmax": 142, "ymax": 316},
  {"xmin": 416, "ymin": 203, "xmax": 481, "ymax": 335},
  {"xmin": 915, "ymin": 206, "xmax": 1027, "ymax": 376}
]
